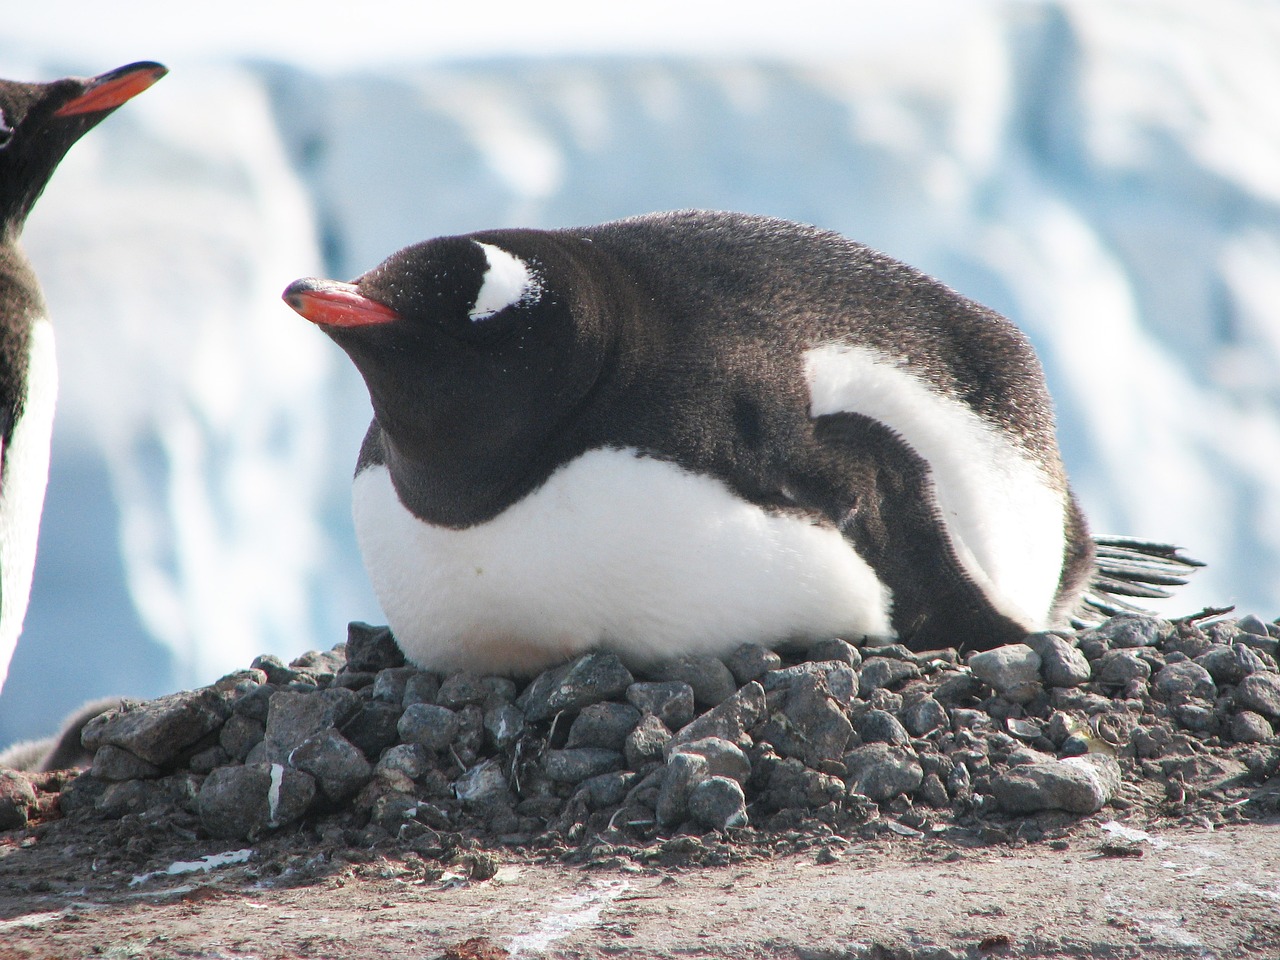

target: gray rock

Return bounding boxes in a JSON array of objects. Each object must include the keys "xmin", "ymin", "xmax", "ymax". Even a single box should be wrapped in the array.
[
  {"xmin": 483, "ymin": 703, "xmax": 526, "ymax": 751},
  {"xmin": 397, "ymin": 703, "xmax": 461, "ymax": 752},
  {"xmin": 454, "ymin": 757, "xmax": 510, "ymax": 808},
  {"xmin": 436, "ymin": 672, "xmax": 490, "ymax": 709},
  {"xmin": 1093, "ymin": 615, "xmax": 1171, "ymax": 649},
  {"xmin": 755, "ymin": 673, "xmax": 853, "ymax": 767},
  {"xmin": 198, "ymin": 763, "xmax": 317, "ymax": 839},
  {"xmin": 1024, "ymin": 633, "xmax": 1092, "ymax": 687},
  {"xmin": 543, "ymin": 748, "xmax": 624, "ymax": 783},
  {"xmin": 688, "ymin": 776, "xmax": 749, "ymax": 830},
  {"xmin": 1236, "ymin": 614, "xmax": 1273, "ymax": 638},
  {"xmin": 918, "ymin": 772, "xmax": 950, "ymax": 808},
  {"xmin": 1196, "ymin": 644, "xmax": 1270, "ymax": 686},
  {"xmin": 219, "ymin": 713, "xmax": 265, "ymax": 762},
  {"xmin": 625, "ymin": 714, "xmax": 672, "ymax": 768},
  {"xmin": 968, "ymin": 644, "xmax": 1042, "ymax": 694},
  {"xmin": 670, "ymin": 737, "xmax": 751, "ymax": 783},
  {"xmin": 1234, "ymin": 673, "xmax": 1280, "ymax": 718},
  {"xmin": 376, "ymin": 743, "xmax": 431, "ymax": 780},
  {"xmin": 371, "ymin": 667, "xmax": 420, "ymax": 704},
  {"xmin": 642, "ymin": 655, "xmax": 737, "ymax": 708},
  {"xmin": 668, "ymin": 681, "xmax": 766, "ymax": 753},
  {"xmin": 1152, "ymin": 661, "xmax": 1217, "ymax": 702},
  {"xmin": 566, "ymin": 702, "xmax": 641, "ymax": 751},
  {"xmin": 755, "ymin": 752, "xmax": 846, "ymax": 810},
  {"xmin": 401, "ymin": 672, "xmax": 441, "ymax": 706},
  {"xmin": 858, "ymin": 709, "xmax": 911, "ymax": 746},
  {"xmin": 577, "ymin": 770, "xmax": 636, "ymax": 809},
  {"xmin": 933, "ymin": 672, "xmax": 985, "ymax": 704},
  {"xmin": 843, "ymin": 743, "xmax": 924, "ymax": 803},
  {"xmin": 1229, "ymin": 711, "xmax": 1274, "ymax": 743},
  {"xmin": 722, "ymin": 643, "xmax": 783, "ymax": 685},
  {"xmin": 90, "ymin": 745, "xmax": 161, "ymax": 782},
  {"xmin": 341, "ymin": 702, "xmax": 403, "ymax": 759},
  {"xmin": 898, "ymin": 695, "xmax": 949, "ymax": 737},
  {"xmin": 806, "ymin": 638, "xmax": 862, "ymax": 669},
  {"xmin": 517, "ymin": 652, "xmax": 634, "ymax": 722},
  {"xmin": 1094, "ymin": 649, "xmax": 1153, "ymax": 688},
  {"xmin": 0, "ymin": 769, "xmax": 37, "ymax": 830},
  {"xmin": 260, "ymin": 688, "xmax": 362, "ymax": 765},
  {"xmin": 992, "ymin": 755, "xmax": 1120, "ymax": 814},
  {"xmin": 858, "ymin": 657, "xmax": 919, "ymax": 697},
  {"xmin": 344, "ymin": 621, "xmax": 404, "ymax": 672},
  {"xmin": 81, "ymin": 689, "xmax": 232, "ymax": 767},
  {"xmin": 288, "ymin": 729, "xmax": 372, "ymax": 803},
  {"xmin": 231, "ymin": 684, "xmax": 275, "ymax": 723},
  {"xmin": 656, "ymin": 750, "xmax": 708, "ymax": 827},
  {"xmin": 1173, "ymin": 698, "xmax": 1219, "ymax": 733},
  {"xmin": 763, "ymin": 661, "xmax": 857, "ymax": 703},
  {"xmin": 626, "ymin": 681, "xmax": 696, "ymax": 730}
]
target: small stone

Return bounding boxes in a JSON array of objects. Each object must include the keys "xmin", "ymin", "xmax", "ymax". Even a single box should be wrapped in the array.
[
  {"xmin": 566, "ymin": 703, "xmax": 641, "ymax": 751},
  {"xmin": 1024, "ymin": 633, "xmax": 1092, "ymax": 687},
  {"xmin": 968, "ymin": 644, "xmax": 1041, "ymax": 695},
  {"xmin": 898, "ymin": 695, "xmax": 949, "ymax": 737},
  {"xmin": 1094, "ymin": 649, "xmax": 1153, "ymax": 688},
  {"xmin": 688, "ymin": 776, "xmax": 748, "ymax": 830},
  {"xmin": 198, "ymin": 763, "xmax": 317, "ymax": 839},
  {"xmin": 397, "ymin": 703, "xmax": 461, "ymax": 752},
  {"xmin": 858, "ymin": 658, "xmax": 920, "ymax": 697},
  {"xmin": 376, "ymin": 743, "xmax": 431, "ymax": 780},
  {"xmin": 670, "ymin": 737, "xmax": 751, "ymax": 783},
  {"xmin": 577, "ymin": 770, "xmax": 636, "ymax": 809},
  {"xmin": 436, "ymin": 672, "xmax": 490, "ymax": 710},
  {"xmin": 656, "ymin": 751, "xmax": 708, "ymax": 827},
  {"xmin": 858, "ymin": 709, "xmax": 910, "ymax": 746},
  {"xmin": 806, "ymin": 638, "xmax": 862, "ymax": 669},
  {"xmin": 668, "ymin": 682, "xmax": 766, "ymax": 754},
  {"xmin": 625, "ymin": 714, "xmax": 672, "ymax": 768},
  {"xmin": 933, "ymin": 672, "xmax": 985, "ymax": 704},
  {"xmin": 81, "ymin": 689, "xmax": 232, "ymax": 767},
  {"xmin": 1235, "ymin": 673, "xmax": 1280, "ymax": 718},
  {"xmin": 401, "ymin": 672, "xmax": 441, "ymax": 706},
  {"xmin": 517, "ymin": 653, "xmax": 635, "ymax": 722},
  {"xmin": 1236, "ymin": 614, "xmax": 1273, "ymax": 638},
  {"xmin": 918, "ymin": 772, "xmax": 950, "ymax": 808},
  {"xmin": 763, "ymin": 662, "xmax": 857, "ymax": 703},
  {"xmin": 543, "ymin": 748, "xmax": 624, "ymax": 783},
  {"xmin": 641, "ymin": 655, "xmax": 738, "ymax": 708},
  {"xmin": 0, "ymin": 770, "xmax": 37, "ymax": 830},
  {"xmin": 626, "ymin": 682, "xmax": 696, "ymax": 730},
  {"xmin": 991, "ymin": 755, "xmax": 1120, "ymax": 814},
  {"xmin": 483, "ymin": 703, "xmax": 526, "ymax": 751},
  {"xmin": 231, "ymin": 684, "xmax": 275, "ymax": 722},
  {"xmin": 1173, "ymin": 698, "xmax": 1219, "ymax": 733},
  {"xmin": 1152, "ymin": 661, "xmax": 1217, "ymax": 703},
  {"xmin": 370, "ymin": 667, "xmax": 419, "ymax": 704},
  {"xmin": 722, "ymin": 643, "xmax": 783, "ymax": 686},
  {"xmin": 755, "ymin": 673, "xmax": 853, "ymax": 767},
  {"xmin": 1230, "ymin": 711, "xmax": 1274, "ymax": 743},
  {"xmin": 260, "ymin": 688, "xmax": 362, "ymax": 765},
  {"xmin": 90, "ymin": 744, "xmax": 161, "ymax": 782},
  {"xmin": 288, "ymin": 729, "xmax": 373, "ymax": 803},
  {"xmin": 1196, "ymin": 645, "xmax": 1270, "ymax": 686},
  {"xmin": 219, "ymin": 713, "xmax": 265, "ymax": 762},
  {"xmin": 843, "ymin": 743, "xmax": 924, "ymax": 803},
  {"xmin": 341, "ymin": 701, "xmax": 404, "ymax": 760},
  {"xmin": 454, "ymin": 758, "xmax": 510, "ymax": 808},
  {"xmin": 1095, "ymin": 615, "xmax": 1171, "ymax": 648},
  {"xmin": 344, "ymin": 622, "xmax": 405, "ymax": 672}
]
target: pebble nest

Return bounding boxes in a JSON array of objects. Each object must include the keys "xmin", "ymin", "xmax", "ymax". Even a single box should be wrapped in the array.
[{"xmin": 7, "ymin": 610, "xmax": 1280, "ymax": 870}]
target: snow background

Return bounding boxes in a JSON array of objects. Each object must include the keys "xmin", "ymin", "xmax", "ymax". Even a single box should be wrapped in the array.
[{"xmin": 2, "ymin": 0, "xmax": 1278, "ymax": 746}]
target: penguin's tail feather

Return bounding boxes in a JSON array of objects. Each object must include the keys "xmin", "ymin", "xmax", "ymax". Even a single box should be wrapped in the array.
[{"xmin": 1071, "ymin": 536, "xmax": 1206, "ymax": 628}]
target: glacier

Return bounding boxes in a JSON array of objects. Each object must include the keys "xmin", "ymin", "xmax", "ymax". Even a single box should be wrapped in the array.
[{"xmin": 1, "ymin": 0, "xmax": 1278, "ymax": 744}]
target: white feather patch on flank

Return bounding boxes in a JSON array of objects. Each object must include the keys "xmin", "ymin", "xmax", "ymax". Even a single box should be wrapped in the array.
[
  {"xmin": 469, "ymin": 242, "xmax": 541, "ymax": 321},
  {"xmin": 0, "ymin": 320, "xmax": 56, "ymax": 693},
  {"xmin": 352, "ymin": 447, "xmax": 894, "ymax": 676},
  {"xmin": 803, "ymin": 342, "xmax": 1066, "ymax": 629}
]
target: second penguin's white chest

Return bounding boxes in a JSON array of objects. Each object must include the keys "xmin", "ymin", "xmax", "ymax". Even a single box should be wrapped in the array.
[{"xmin": 351, "ymin": 446, "xmax": 894, "ymax": 675}]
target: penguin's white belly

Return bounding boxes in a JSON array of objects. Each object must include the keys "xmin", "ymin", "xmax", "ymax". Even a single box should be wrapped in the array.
[
  {"xmin": 0, "ymin": 320, "xmax": 57, "ymax": 692},
  {"xmin": 352, "ymin": 447, "xmax": 894, "ymax": 675}
]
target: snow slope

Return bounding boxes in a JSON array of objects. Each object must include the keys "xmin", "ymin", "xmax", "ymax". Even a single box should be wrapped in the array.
[{"xmin": 1, "ymin": 0, "xmax": 1277, "ymax": 743}]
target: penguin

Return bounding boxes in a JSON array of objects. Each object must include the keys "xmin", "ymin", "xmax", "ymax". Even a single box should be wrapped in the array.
[
  {"xmin": 0, "ymin": 695, "xmax": 121, "ymax": 770},
  {"xmin": 283, "ymin": 210, "xmax": 1198, "ymax": 675},
  {"xmin": 0, "ymin": 61, "xmax": 167, "ymax": 693}
]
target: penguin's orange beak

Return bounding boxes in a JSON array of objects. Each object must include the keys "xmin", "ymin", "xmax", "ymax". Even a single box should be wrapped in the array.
[
  {"xmin": 283, "ymin": 278, "xmax": 402, "ymax": 328},
  {"xmin": 54, "ymin": 61, "xmax": 168, "ymax": 117}
]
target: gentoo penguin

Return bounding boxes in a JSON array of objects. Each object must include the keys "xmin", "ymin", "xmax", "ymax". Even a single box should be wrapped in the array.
[
  {"xmin": 0, "ymin": 61, "xmax": 167, "ymax": 693},
  {"xmin": 284, "ymin": 210, "xmax": 1197, "ymax": 675},
  {"xmin": 0, "ymin": 695, "xmax": 122, "ymax": 770}
]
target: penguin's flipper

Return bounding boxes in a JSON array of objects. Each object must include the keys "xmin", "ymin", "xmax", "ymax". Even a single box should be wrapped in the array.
[{"xmin": 1072, "ymin": 536, "xmax": 1205, "ymax": 627}]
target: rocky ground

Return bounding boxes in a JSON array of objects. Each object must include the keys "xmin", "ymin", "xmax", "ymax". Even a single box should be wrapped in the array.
[{"xmin": 3, "ymin": 610, "xmax": 1280, "ymax": 958}]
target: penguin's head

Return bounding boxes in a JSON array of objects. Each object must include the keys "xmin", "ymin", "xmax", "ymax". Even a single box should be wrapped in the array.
[
  {"xmin": 284, "ymin": 232, "xmax": 613, "ymax": 472},
  {"xmin": 0, "ymin": 61, "xmax": 167, "ymax": 233}
]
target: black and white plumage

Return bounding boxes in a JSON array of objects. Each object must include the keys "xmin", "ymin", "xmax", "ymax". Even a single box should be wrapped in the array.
[
  {"xmin": 0, "ymin": 61, "xmax": 166, "ymax": 692},
  {"xmin": 284, "ymin": 210, "xmax": 1197, "ymax": 675}
]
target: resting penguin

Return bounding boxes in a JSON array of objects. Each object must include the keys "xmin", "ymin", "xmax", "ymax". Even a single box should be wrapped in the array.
[
  {"xmin": 0, "ymin": 61, "xmax": 167, "ymax": 692},
  {"xmin": 284, "ymin": 210, "xmax": 1198, "ymax": 675}
]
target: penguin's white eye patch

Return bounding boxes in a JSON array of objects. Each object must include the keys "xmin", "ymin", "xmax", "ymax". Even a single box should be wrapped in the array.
[{"xmin": 469, "ymin": 242, "xmax": 542, "ymax": 321}]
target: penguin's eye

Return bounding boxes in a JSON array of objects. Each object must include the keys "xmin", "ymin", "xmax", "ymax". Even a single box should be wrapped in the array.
[{"xmin": 467, "ymin": 242, "xmax": 543, "ymax": 323}]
